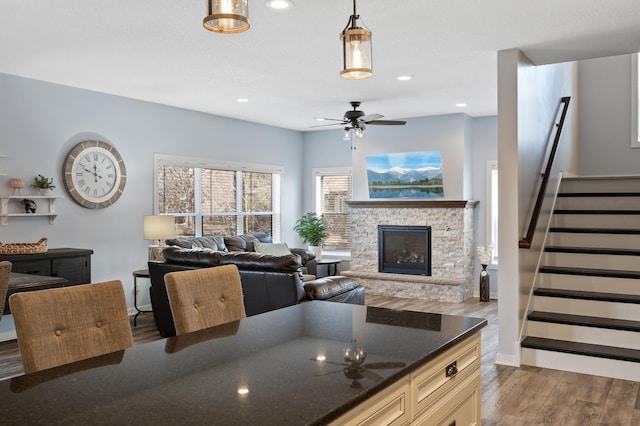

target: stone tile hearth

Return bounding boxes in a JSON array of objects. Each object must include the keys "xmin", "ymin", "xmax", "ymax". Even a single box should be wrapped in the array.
[{"xmin": 343, "ymin": 200, "xmax": 477, "ymax": 303}]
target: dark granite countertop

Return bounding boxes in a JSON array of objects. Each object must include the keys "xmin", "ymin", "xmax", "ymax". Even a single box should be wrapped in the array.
[{"xmin": 0, "ymin": 301, "xmax": 486, "ymax": 425}]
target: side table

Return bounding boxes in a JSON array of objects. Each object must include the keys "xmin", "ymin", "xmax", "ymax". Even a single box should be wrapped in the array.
[
  {"xmin": 132, "ymin": 268, "xmax": 151, "ymax": 326},
  {"xmin": 316, "ymin": 258, "xmax": 341, "ymax": 278}
]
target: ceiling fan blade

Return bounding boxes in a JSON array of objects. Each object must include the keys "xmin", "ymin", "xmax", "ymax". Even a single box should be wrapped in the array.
[
  {"xmin": 360, "ymin": 113, "xmax": 383, "ymax": 122},
  {"xmin": 366, "ymin": 120, "xmax": 407, "ymax": 126},
  {"xmin": 314, "ymin": 117, "xmax": 346, "ymax": 122},
  {"xmin": 310, "ymin": 122, "xmax": 345, "ymax": 128}
]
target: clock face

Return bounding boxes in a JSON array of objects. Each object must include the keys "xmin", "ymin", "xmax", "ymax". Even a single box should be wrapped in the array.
[{"xmin": 63, "ymin": 140, "xmax": 126, "ymax": 209}]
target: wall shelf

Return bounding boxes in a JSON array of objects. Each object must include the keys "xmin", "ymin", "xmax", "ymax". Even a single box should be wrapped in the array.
[{"xmin": 0, "ymin": 195, "xmax": 63, "ymax": 225}]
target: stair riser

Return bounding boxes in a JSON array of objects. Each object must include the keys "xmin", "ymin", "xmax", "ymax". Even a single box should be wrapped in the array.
[
  {"xmin": 543, "ymin": 252, "xmax": 640, "ymax": 271},
  {"xmin": 527, "ymin": 321, "xmax": 640, "ymax": 350},
  {"xmin": 561, "ymin": 177, "xmax": 640, "ymax": 193},
  {"xmin": 555, "ymin": 197, "xmax": 640, "ymax": 210},
  {"xmin": 521, "ymin": 347, "xmax": 640, "ymax": 381},
  {"xmin": 539, "ymin": 274, "xmax": 639, "ymax": 295},
  {"xmin": 548, "ymin": 232, "xmax": 640, "ymax": 249},
  {"xmin": 552, "ymin": 214, "xmax": 640, "ymax": 228},
  {"xmin": 532, "ymin": 296, "xmax": 640, "ymax": 321}
]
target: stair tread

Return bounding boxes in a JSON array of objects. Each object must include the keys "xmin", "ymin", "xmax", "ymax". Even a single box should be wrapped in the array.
[
  {"xmin": 545, "ymin": 246, "xmax": 640, "ymax": 256},
  {"xmin": 534, "ymin": 287, "xmax": 640, "ymax": 303},
  {"xmin": 539, "ymin": 266, "xmax": 640, "ymax": 279},
  {"xmin": 528, "ymin": 310, "xmax": 640, "ymax": 331},
  {"xmin": 558, "ymin": 192, "xmax": 640, "ymax": 197},
  {"xmin": 549, "ymin": 227, "xmax": 640, "ymax": 235},
  {"xmin": 554, "ymin": 209, "xmax": 640, "ymax": 215},
  {"xmin": 521, "ymin": 337, "xmax": 640, "ymax": 363}
]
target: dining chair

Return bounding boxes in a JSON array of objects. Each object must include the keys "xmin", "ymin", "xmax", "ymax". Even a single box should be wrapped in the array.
[
  {"xmin": 9, "ymin": 280, "xmax": 133, "ymax": 374},
  {"xmin": 0, "ymin": 261, "xmax": 11, "ymax": 322},
  {"xmin": 164, "ymin": 264, "xmax": 246, "ymax": 335}
]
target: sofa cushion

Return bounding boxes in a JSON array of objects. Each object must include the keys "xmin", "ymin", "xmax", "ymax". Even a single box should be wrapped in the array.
[
  {"xmin": 167, "ymin": 236, "xmax": 227, "ymax": 252},
  {"xmin": 254, "ymin": 241, "xmax": 291, "ymax": 256},
  {"xmin": 163, "ymin": 247, "xmax": 302, "ymax": 273}
]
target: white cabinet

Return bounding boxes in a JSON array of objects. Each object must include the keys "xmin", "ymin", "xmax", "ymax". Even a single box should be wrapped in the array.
[
  {"xmin": 0, "ymin": 196, "xmax": 63, "ymax": 225},
  {"xmin": 330, "ymin": 333, "xmax": 481, "ymax": 426}
]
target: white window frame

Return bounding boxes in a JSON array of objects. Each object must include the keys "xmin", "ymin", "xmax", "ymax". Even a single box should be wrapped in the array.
[
  {"xmin": 154, "ymin": 153, "xmax": 283, "ymax": 241},
  {"xmin": 313, "ymin": 166, "xmax": 352, "ymax": 257},
  {"xmin": 485, "ymin": 160, "xmax": 498, "ymax": 267},
  {"xmin": 632, "ymin": 53, "xmax": 640, "ymax": 148}
]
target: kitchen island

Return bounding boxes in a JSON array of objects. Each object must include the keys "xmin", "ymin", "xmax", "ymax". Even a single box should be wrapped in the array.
[{"xmin": 0, "ymin": 301, "xmax": 486, "ymax": 425}]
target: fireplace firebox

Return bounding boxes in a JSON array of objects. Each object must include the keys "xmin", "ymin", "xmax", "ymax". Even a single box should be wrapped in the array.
[{"xmin": 378, "ymin": 225, "xmax": 431, "ymax": 275}]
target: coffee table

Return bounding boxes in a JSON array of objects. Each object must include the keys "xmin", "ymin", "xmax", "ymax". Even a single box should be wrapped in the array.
[{"xmin": 4, "ymin": 272, "xmax": 68, "ymax": 315}]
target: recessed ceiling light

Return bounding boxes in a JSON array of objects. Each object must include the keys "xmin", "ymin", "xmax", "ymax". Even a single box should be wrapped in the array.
[
  {"xmin": 397, "ymin": 75, "xmax": 412, "ymax": 81},
  {"xmin": 265, "ymin": 0, "xmax": 293, "ymax": 10},
  {"xmin": 237, "ymin": 98, "xmax": 249, "ymax": 103},
  {"xmin": 456, "ymin": 103, "xmax": 467, "ymax": 108}
]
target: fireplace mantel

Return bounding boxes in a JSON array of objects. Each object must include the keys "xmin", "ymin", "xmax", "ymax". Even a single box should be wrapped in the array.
[{"xmin": 346, "ymin": 200, "xmax": 478, "ymax": 209}]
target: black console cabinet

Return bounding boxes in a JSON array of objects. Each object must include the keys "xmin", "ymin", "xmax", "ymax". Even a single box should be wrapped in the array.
[{"xmin": 0, "ymin": 248, "xmax": 93, "ymax": 285}]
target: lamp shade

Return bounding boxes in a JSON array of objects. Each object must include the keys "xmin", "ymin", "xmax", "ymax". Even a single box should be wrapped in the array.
[
  {"xmin": 143, "ymin": 215, "xmax": 176, "ymax": 241},
  {"xmin": 204, "ymin": 0, "xmax": 250, "ymax": 34}
]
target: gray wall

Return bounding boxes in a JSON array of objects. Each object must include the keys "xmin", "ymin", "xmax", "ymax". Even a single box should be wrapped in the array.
[
  {"xmin": 578, "ymin": 53, "xmax": 640, "ymax": 174},
  {"xmin": 497, "ymin": 49, "xmax": 579, "ymax": 366},
  {"xmin": 0, "ymin": 73, "xmax": 304, "ymax": 310}
]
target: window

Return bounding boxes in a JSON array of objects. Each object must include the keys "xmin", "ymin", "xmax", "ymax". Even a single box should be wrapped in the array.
[
  {"xmin": 486, "ymin": 160, "xmax": 498, "ymax": 265},
  {"xmin": 313, "ymin": 168, "xmax": 352, "ymax": 253},
  {"xmin": 155, "ymin": 154, "xmax": 282, "ymax": 240},
  {"xmin": 632, "ymin": 53, "xmax": 640, "ymax": 148}
]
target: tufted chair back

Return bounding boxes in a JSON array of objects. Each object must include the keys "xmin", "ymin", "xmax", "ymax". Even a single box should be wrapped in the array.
[
  {"xmin": 9, "ymin": 280, "xmax": 133, "ymax": 374},
  {"xmin": 164, "ymin": 264, "xmax": 246, "ymax": 335},
  {"xmin": 0, "ymin": 261, "xmax": 11, "ymax": 322}
]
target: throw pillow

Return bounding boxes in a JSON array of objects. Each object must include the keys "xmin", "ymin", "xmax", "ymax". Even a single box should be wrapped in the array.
[{"xmin": 254, "ymin": 241, "xmax": 291, "ymax": 256}]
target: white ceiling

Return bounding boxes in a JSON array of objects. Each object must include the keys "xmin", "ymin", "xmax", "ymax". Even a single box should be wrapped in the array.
[{"xmin": 1, "ymin": 0, "xmax": 640, "ymax": 132}]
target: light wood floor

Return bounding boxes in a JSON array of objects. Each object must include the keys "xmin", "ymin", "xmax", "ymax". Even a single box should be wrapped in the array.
[{"xmin": 1, "ymin": 295, "xmax": 639, "ymax": 425}]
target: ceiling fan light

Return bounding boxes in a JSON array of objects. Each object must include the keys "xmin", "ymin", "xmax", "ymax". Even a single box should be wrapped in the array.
[
  {"xmin": 204, "ymin": 0, "xmax": 250, "ymax": 34},
  {"xmin": 343, "ymin": 128, "xmax": 351, "ymax": 140}
]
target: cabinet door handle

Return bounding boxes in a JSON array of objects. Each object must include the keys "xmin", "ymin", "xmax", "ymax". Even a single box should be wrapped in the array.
[
  {"xmin": 24, "ymin": 270, "xmax": 41, "ymax": 275},
  {"xmin": 445, "ymin": 361, "xmax": 458, "ymax": 377}
]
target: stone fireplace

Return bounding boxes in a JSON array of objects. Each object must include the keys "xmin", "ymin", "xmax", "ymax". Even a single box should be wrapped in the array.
[{"xmin": 343, "ymin": 200, "xmax": 477, "ymax": 303}]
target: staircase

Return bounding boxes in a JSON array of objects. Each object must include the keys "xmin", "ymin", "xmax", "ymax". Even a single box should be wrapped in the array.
[{"xmin": 521, "ymin": 175, "xmax": 640, "ymax": 381}]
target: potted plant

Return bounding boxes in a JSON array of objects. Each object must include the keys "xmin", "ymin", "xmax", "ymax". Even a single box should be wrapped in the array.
[
  {"xmin": 294, "ymin": 212, "xmax": 328, "ymax": 260},
  {"xmin": 31, "ymin": 174, "xmax": 56, "ymax": 195}
]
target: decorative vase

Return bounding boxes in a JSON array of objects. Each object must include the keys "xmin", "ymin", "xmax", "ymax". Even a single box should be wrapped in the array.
[
  {"xmin": 310, "ymin": 245, "xmax": 322, "ymax": 261},
  {"xmin": 39, "ymin": 188, "xmax": 49, "ymax": 196},
  {"xmin": 10, "ymin": 178, "xmax": 25, "ymax": 196},
  {"xmin": 480, "ymin": 264, "xmax": 490, "ymax": 302}
]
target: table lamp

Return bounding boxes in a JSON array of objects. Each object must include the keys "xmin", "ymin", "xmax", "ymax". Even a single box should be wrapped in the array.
[{"xmin": 143, "ymin": 215, "xmax": 176, "ymax": 262}]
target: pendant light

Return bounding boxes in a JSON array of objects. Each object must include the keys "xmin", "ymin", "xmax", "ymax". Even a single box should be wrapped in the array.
[
  {"xmin": 204, "ymin": 0, "xmax": 250, "ymax": 34},
  {"xmin": 340, "ymin": 0, "xmax": 372, "ymax": 79}
]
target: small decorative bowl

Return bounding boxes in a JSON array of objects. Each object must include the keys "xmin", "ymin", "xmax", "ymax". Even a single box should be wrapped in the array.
[{"xmin": 10, "ymin": 178, "xmax": 25, "ymax": 189}]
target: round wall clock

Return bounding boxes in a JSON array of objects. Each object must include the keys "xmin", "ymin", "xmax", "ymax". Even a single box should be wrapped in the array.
[{"xmin": 63, "ymin": 140, "xmax": 127, "ymax": 209}]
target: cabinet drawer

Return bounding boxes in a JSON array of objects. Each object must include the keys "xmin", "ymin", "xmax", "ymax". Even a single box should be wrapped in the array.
[
  {"xmin": 329, "ymin": 376, "xmax": 410, "ymax": 426},
  {"xmin": 411, "ymin": 334, "xmax": 480, "ymax": 416},
  {"xmin": 10, "ymin": 260, "xmax": 52, "ymax": 276},
  {"xmin": 413, "ymin": 369, "xmax": 480, "ymax": 426}
]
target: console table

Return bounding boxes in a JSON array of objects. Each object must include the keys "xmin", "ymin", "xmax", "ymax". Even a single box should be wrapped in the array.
[
  {"xmin": 1, "ymin": 248, "xmax": 92, "ymax": 315},
  {"xmin": 0, "ymin": 248, "xmax": 92, "ymax": 285},
  {"xmin": 0, "ymin": 302, "xmax": 486, "ymax": 424}
]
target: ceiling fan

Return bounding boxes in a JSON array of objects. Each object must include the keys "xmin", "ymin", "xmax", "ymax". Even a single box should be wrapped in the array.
[{"xmin": 312, "ymin": 101, "xmax": 406, "ymax": 140}]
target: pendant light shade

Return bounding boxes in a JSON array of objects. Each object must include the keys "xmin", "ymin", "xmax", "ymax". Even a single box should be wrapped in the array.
[
  {"xmin": 204, "ymin": 0, "xmax": 250, "ymax": 34},
  {"xmin": 340, "ymin": 0, "xmax": 372, "ymax": 79}
]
